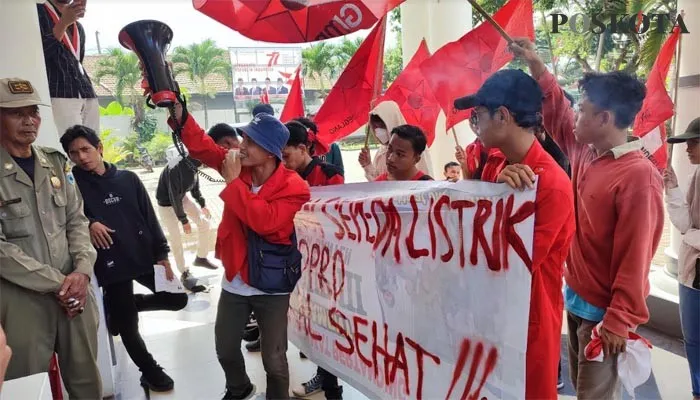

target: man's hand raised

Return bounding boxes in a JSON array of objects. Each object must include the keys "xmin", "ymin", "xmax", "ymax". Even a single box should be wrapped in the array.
[{"xmin": 509, "ymin": 37, "xmax": 546, "ymax": 79}]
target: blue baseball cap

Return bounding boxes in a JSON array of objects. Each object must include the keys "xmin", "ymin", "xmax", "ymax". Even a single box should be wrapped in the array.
[
  {"xmin": 252, "ymin": 103, "xmax": 274, "ymax": 116},
  {"xmin": 454, "ymin": 69, "xmax": 543, "ymax": 116},
  {"xmin": 239, "ymin": 113, "xmax": 289, "ymax": 160}
]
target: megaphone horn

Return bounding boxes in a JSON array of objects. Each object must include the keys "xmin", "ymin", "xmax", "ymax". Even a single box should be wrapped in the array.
[{"xmin": 118, "ymin": 20, "xmax": 177, "ymax": 107}]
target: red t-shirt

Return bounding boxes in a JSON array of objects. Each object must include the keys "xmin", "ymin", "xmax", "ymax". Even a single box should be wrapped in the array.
[{"xmin": 374, "ymin": 171, "xmax": 433, "ymax": 181}]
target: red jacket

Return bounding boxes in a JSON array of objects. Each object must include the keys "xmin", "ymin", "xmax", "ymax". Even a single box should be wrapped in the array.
[
  {"xmin": 171, "ymin": 116, "xmax": 311, "ymax": 283},
  {"xmin": 464, "ymin": 139, "xmax": 506, "ymax": 181},
  {"xmin": 481, "ymin": 139, "xmax": 575, "ymax": 400},
  {"xmin": 301, "ymin": 157, "xmax": 344, "ymax": 187},
  {"xmin": 538, "ymin": 69, "xmax": 664, "ymax": 337}
]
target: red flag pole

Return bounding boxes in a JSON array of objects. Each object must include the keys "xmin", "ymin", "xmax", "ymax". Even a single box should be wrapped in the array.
[
  {"xmin": 467, "ymin": 0, "xmax": 514, "ymax": 44},
  {"xmin": 668, "ymin": 11, "xmax": 684, "ymax": 164},
  {"xmin": 364, "ymin": 17, "xmax": 388, "ymax": 148}
]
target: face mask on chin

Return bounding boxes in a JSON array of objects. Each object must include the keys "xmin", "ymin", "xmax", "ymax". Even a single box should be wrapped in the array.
[{"xmin": 374, "ymin": 128, "xmax": 389, "ymax": 144}]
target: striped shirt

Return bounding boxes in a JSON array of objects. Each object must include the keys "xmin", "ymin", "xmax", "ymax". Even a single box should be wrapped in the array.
[{"xmin": 37, "ymin": 4, "xmax": 96, "ymax": 99}]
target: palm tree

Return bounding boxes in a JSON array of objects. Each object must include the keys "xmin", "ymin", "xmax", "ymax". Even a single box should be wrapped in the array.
[
  {"xmin": 93, "ymin": 48, "xmax": 146, "ymax": 130},
  {"xmin": 171, "ymin": 39, "xmax": 231, "ymax": 129},
  {"xmin": 94, "ymin": 48, "xmax": 142, "ymax": 106},
  {"xmin": 334, "ymin": 37, "xmax": 364, "ymax": 70},
  {"xmin": 301, "ymin": 42, "xmax": 336, "ymax": 91}
]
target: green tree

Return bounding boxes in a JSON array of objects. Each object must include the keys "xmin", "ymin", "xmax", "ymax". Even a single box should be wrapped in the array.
[
  {"xmin": 94, "ymin": 48, "xmax": 147, "ymax": 129},
  {"xmin": 301, "ymin": 42, "xmax": 337, "ymax": 91},
  {"xmin": 334, "ymin": 37, "xmax": 364, "ymax": 70},
  {"xmin": 99, "ymin": 129, "xmax": 131, "ymax": 165},
  {"xmin": 383, "ymin": 7, "xmax": 404, "ymax": 87},
  {"xmin": 171, "ymin": 39, "xmax": 231, "ymax": 129}
]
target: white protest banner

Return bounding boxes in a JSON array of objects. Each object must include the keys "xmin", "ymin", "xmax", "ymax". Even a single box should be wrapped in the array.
[{"xmin": 289, "ymin": 180, "xmax": 536, "ymax": 400}]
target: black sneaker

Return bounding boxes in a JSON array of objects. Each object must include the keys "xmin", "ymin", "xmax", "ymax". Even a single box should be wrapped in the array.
[
  {"xmin": 223, "ymin": 383, "xmax": 256, "ymax": 400},
  {"xmin": 140, "ymin": 364, "xmax": 174, "ymax": 392},
  {"xmin": 181, "ymin": 271, "xmax": 206, "ymax": 293},
  {"xmin": 193, "ymin": 257, "xmax": 218, "ymax": 270},
  {"xmin": 243, "ymin": 326, "xmax": 259, "ymax": 342},
  {"xmin": 245, "ymin": 338, "xmax": 261, "ymax": 352},
  {"xmin": 557, "ymin": 376, "xmax": 564, "ymax": 390}
]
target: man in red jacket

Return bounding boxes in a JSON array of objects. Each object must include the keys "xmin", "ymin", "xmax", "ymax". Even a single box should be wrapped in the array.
[
  {"xmin": 169, "ymin": 103, "xmax": 310, "ymax": 400},
  {"xmin": 509, "ymin": 38, "xmax": 664, "ymax": 399},
  {"xmin": 453, "ymin": 69, "xmax": 576, "ymax": 399}
]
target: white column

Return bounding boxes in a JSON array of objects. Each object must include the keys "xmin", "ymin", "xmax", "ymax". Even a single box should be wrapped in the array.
[
  {"xmin": 0, "ymin": 0, "xmax": 59, "ymax": 149},
  {"xmin": 401, "ymin": 0, "xmax": 474, "ymax": 178},
  {"xmin": 666, "ymin": 0, "xmax": 700, "ymax": 279},
  {"xmin": 0, "ymin": 1, "xmax": 116, "ymax": 398}
]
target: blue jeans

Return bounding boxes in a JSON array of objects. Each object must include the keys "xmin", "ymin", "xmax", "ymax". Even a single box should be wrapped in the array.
[{"xmin": 680, "ymin": 283, "xmax": 700, "ymax": 397}]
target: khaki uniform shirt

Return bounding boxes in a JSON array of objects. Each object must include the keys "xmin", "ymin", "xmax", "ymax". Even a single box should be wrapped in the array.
[{"xmin": 0, "ymin": 145, "xmax": 96, "ymax": 293}]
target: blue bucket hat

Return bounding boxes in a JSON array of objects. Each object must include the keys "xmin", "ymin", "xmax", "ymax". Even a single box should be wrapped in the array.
[{"xmin": 239, "ymin": 113, "xmax": 289, "ymax": 160}]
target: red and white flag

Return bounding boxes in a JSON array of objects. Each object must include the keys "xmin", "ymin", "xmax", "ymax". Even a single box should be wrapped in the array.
[
  {"xmin": 280, "ymin": 66, "xmax": 304, "ymax": 122},
  {"xmin": 632, "ymin": 27, "xmax": 680, "ymax": 171}
]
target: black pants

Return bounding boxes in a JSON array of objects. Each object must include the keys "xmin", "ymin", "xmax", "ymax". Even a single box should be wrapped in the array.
[
  {"xmin": 103, "ymin": 273, "xmax": 188, "ymax": 371},
  {"xmin": 215, "ymin": 290, "xmax": 291, "ymax": 399},
  {"xmin": 318, "ymin": 367, "xmax": 342, "ymax": 399}
]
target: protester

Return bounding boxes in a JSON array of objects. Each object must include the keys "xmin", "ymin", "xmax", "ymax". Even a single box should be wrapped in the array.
[
  {"xmin": 209, "ymin": 123, "xmax": 241, "ymax": 150},
  {"xmin": 283, "ymin": 120, "xmax": 344, "ymax": 400},
  {"xmin": 374, "ymin": 125, "xmax": 433, "ymax": 181},
  {"xmin": 443, "ymin": 161, "xmax": 461, "ymax": 182},
  {"xmin": 253, "ymin": 103, "xmax": 274, "ymax": 117},
  {"xmin": 0, "ymin": 78, "xmax": 101, "ymax": 398},
  {"xmin": 454, "ymin": 69, "xmax": 576, "ymax": 400},
  {"xmin": 156, "ymin": 153, "xmax": 217, "ymax": 293},
  {"xmin": 166, "ymin": 98, "xmax": 310, "ymax": 399},
  {"xmin": 60, "ymin": 125, "xmax": 188, "ymax": 393},
  {"xmin": 295, "ymin": 117, "xmax": 345, "ymax": 175},
  {"xmin": 37, "ymin": 0, "xmax": 99, "ymax": 135},
  {"xmin": 664, "ymin": 117, "xmax": 700, "ymax": 399},
  {"xmin": 510, "ymin": 38, "xmax": 664, "ymax": 399},
  {"xmin": 358, "ymin": 101, "xmax": 431, "ymax": 181}
]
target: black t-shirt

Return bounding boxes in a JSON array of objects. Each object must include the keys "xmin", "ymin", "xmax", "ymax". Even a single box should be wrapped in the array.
[{"xmin": 12, "ymin": 155, "xmax": 35, "ymax": 182}]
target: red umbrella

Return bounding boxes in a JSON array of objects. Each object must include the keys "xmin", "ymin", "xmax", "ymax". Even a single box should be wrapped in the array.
[{"xmin": 193, "ymin": 0, "xmax": 404, "ymax": 43}]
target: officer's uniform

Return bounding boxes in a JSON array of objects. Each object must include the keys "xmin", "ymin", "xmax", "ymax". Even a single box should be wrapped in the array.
[{"xmin": 0, "ymin": 78, "xmax": 101, "ymax": 398}]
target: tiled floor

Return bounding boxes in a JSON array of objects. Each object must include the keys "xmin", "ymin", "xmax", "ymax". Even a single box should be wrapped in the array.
[{"xmin": 108, "ymin": 153, "xmax": 690, "ymax": 400}]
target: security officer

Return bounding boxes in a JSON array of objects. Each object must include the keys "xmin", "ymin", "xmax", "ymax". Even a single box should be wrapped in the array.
[{"xmin": 0, "ymin": 78, "xmax": 101, "ymax": 398}]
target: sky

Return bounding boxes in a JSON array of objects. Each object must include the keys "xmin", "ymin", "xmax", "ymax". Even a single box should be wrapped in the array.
[{"xmin": 79, "ymin": 0, "xmax": 398, "ymax": 56}]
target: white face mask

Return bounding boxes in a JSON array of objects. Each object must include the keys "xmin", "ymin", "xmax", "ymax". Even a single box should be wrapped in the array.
[{"xmin": 374, "ymin": 128, "xmax": 389, "ymax": 144}]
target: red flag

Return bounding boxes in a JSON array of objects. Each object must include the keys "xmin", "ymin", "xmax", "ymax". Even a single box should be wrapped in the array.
[
  {"xmin": 280, "ymin": 67, "xmax": 304, "ymax": 122},
  {"xmin": 193, "ymin": 0, "xmax": 403, "ymax": 43},
  {"xmin": 633, "ymin": 27, "xmax": 680, "ymax": 171},
  {"xmin": 419, "ymin": 0, "xmax": 534, "ymax": 129},
  {"xmin": 376, "ymin": 39, "xmax": 440, "ymax": 145},
  {"xmin": 313, "ymin": 17, "xmax": 387, "ymax": 153},
  {"xmin": 260, "ymin": 89, "xmax": 270, "ymax": 104}
]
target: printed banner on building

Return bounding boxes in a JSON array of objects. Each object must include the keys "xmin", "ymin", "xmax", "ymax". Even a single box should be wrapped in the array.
[
  {"xmin": 289, "ymin": 180, "xmax": 536, "ymax": 400},
  {"xmin": 229, "ymin": 47, "xmax": 302, "ymax": 100}
]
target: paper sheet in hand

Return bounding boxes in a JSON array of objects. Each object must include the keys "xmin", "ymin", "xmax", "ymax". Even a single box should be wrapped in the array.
[{"xmin": 154, "ymin": 265, "xmax": 185, "ymax": 293}]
